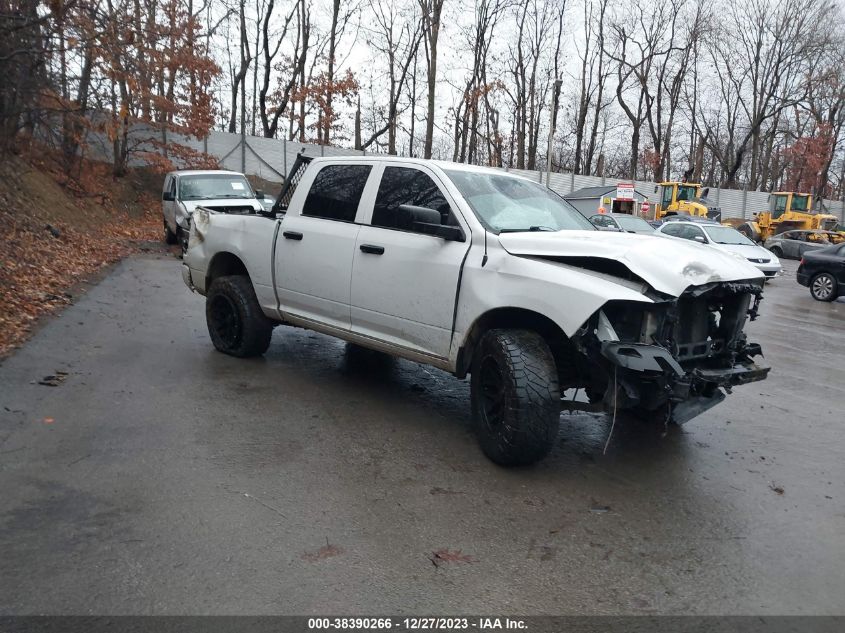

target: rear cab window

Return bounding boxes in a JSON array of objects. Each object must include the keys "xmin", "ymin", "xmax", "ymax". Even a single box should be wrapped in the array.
[{"xmin": 303, "ymin": 164, "xmax": 372, "ymax": 222}]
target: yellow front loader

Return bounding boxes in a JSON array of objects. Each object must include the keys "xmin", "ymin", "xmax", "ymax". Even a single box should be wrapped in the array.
[
  {"xmin": 654, "ymin": 182, "xmax": 722, "ymax": 221},
  {"xmin": 736, "ymin": 192, "xmax": 839, "ymax": 243}
]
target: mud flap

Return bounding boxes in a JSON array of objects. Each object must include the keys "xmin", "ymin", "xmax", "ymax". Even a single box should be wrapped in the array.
[{"xmin": 671, "ymin": 389, "xmax": 726, "ymax": 425}]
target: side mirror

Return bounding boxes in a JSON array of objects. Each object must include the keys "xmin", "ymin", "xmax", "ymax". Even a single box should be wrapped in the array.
[
  {"xmin": 694, "ymin": 235, "xmax": 707, "ymax": 244},
  {"xmin": 162, "ymin": 191, "xmax": 175, "ymax": 201},
  {"xmin": 701, "ymin": 187, "xmax": 709, "ymax": 198},
  {"xmin": 397, "ymin": 204, "xmax": 466, "ymax": 242},
  {"xmin": 255, "ymin": 190, "xmax": 264, "ymax": 199}
]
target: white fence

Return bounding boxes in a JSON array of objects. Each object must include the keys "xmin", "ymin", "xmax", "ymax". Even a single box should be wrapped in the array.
[{"xmin": 85, "ymin": 127, "xmax": 845, "ymax": 222}]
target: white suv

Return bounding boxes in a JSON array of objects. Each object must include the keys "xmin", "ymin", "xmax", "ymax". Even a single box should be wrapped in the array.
[{"xmin": 162, "ymin": 170, "xmax": 266, "ymax": 251}]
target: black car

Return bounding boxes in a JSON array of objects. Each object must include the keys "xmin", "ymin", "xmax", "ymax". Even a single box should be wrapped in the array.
[{"xmin": 797, "ymin": 243, "xmax": 845, "ymax": 301}]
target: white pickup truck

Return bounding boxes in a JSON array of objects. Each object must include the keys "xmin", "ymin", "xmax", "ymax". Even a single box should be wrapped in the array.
[
  {"xmin": 182, "ymin": 156, "xmax": 769, "ymax": 465},
  {"xmin": 162, "ymin": 170, "xmax": 267, "ymax": 251}
]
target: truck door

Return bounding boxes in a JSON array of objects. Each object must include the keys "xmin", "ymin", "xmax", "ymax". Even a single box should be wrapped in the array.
[
  {"xmin": 350, "ymin": 165, "xmax": 470, "ymax": 359},
  {"xmin": 274, "ymin": 163, "xmax": 373, "ymax": 331},
  {"xmin": 163, "ymin": 175, "xmax": 178, "ymax": 232}
]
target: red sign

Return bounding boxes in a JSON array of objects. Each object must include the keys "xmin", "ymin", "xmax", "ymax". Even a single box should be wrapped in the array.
[{"xmin": 640, "ymin": 200, "xmax": 651, "ymax": 216}]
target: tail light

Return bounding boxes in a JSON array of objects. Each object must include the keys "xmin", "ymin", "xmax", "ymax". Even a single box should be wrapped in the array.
[{"xmin": 799, "ymin": 258, "xmax": 804, "ymax": 266}]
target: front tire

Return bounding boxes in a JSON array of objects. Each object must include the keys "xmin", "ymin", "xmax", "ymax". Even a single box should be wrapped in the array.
[
  {"xmin": 164, "ymin": 218, "xmax": 177, "ymax": 245},
  {"xmin": 470, "ymin": 329, "xmax": 560, "ymax": 466},
  {"xmin": 810, "ymin": 272, "xmax": 838, "ymax": 302},
  {"xmin": 769, "ymin": 246, "xmax": 783, "ymax": 258},
  {"xmin": 738, "ymin": 222, "xmax": 761, "ymax": 243},
  {"xmin": 206, "ymin": 275, "xmax": 273, "ymax": 357}
]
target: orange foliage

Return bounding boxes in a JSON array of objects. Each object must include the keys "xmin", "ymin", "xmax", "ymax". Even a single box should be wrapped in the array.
[
  {"xmin": 781, "ymin": 124, "xmax": 835, "ymax": 195},
  {"xmin": 0, "ymin": 153, "xmax": 160, "ymax": 357}
]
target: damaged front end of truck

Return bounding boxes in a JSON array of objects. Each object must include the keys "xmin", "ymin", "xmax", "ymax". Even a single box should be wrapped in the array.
[{"xmin": 570, "ymin": 281, "xmax": 769, "ymax": 423}]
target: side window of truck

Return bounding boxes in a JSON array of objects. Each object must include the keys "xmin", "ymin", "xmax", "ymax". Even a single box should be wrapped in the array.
[
  {"xmin": 372, "ymin": 167, "xmax": 455, "ymax": 231},
  {"xmin": 302, "ymin": 164, "xmax": 372, "ymax": 222}
]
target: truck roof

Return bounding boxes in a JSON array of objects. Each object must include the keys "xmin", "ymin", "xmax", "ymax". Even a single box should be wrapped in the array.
[
  {"xmin": 167, "ymin": 169, "xmax": 246, "ymax": 177},
  {"xmin": 307, "ymin": 155, "xmax": 528, "ymax": 178}
]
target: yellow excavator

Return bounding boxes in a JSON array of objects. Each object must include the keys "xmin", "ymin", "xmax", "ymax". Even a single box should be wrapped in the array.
[
  {"xmin": 735, "ymin": 192, "xmax": 839, "ymax": 243},
  {"xmin": 654, "ymin": 182, "xmax": 722, "ymax": 221}
]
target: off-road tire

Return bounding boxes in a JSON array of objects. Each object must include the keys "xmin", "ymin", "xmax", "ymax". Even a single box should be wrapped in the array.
[
  {"xmin": 206, "ymin": 275, "xmax": 273, "ymax": 357},
  {"xmin": 737, "ymin": 222, "xmax": 761, "ymax": 243},
  {"xmin": 470, "ymin": 329, "xmax": 560, "ymax": 466},
  {"xmin": 164, "ymin": 218, "xmax": 178, "ymax": 245},
  {"xmin": 810, "ymin": 272, "xmax": 838, "ymax": 302},
  {"xmin": 177, "ymin": 226, "xmax": 189, "ymax": 257}
]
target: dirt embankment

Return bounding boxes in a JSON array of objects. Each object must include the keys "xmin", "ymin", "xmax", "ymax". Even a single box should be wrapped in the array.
[{"xmin": 0, "ymin": 153, "xmax": 163, "ymax": 357}]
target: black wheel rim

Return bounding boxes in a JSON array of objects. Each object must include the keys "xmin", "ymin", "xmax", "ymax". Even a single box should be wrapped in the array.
[
  {"xmin": 479, "ymin": 355, "xmax": 506, "ymax": 429},
  {"xmin": 210, "ymin": 294, "xmax": 241, "ymax": 348}
]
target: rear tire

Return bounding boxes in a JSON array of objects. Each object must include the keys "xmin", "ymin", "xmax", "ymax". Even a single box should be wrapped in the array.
[
  {"xmin": 810, "ymin": 272, "xmax": 838, "ymax": 302},
  {"xmin": 470, "ymin": 329, "xmax": 560, "ymax": 466},
  {"xmin": 206, "ymin": 275, "xmax": 273, "ymax": 357}
]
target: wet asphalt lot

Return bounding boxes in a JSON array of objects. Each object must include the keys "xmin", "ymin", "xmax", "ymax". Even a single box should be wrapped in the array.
[{"xmin": 0, "ymin": 255, "xmax": 843, "ymax": 615}]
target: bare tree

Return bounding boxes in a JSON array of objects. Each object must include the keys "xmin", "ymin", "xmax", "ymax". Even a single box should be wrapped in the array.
[
  {"xmin": 360, "ymin": 0, "xmax": 422, "ymax": 153},
  {"xmin": 227, "ymin": 0, "xmax": 252, "ymax": 134},
  {"xmin": 714, "ymin": 0, "xmax": 833, "ymax": 187},
  {"xmin": 505, "ymin": 0, "xmax": 556, "ymax": 169},
  {"xmin": 258, "ymin": 0, "xmax": 306, "ymax": 138},
  {"xmin": 573, "ymin": 0, "xmax": 609, "ymax": 175},
  {"xmin": 453, "ymin": 0, "xmax": 509, "ymax": 165},
  {"xmin": 418, "ymin": 0, "xmax": 445, "ymax": 158}
]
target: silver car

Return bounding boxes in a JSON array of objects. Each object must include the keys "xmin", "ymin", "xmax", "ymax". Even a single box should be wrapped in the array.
[{"xmin": 763, "ymin": 230, "xmax": 843, "ymax": 260}]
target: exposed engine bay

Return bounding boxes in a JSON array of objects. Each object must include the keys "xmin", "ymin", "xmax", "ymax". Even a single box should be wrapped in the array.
[{"xmin": 569, "ymin": 280, "xmax": 770, "ymax": 424}]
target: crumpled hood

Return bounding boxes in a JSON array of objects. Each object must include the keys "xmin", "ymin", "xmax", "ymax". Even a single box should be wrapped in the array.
[
  {"xmin": 498, "ymin": 230, "xmax": 763, "ymax": 297},
  {"xmin": 182, "ymin": 198, "xmax": 262, "ymax": 213}
]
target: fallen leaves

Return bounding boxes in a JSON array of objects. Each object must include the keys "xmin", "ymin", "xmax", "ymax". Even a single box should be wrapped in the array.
[
  {"xmin": 770, "ymin": 484, "xmax": 785, "ymax": 495},
  {"xmin": 301, "ymin": 540, "xmax": 344, "ymax": 562},
  {"xmin": 37, "ymin": 371, "xmax": 68, "ymax": 387},
  {"xmin": 430, "ymin": 548, "xmax": 474, "ymax": 567},
  {"xmin": 0, "ymin": 156, "xmax": 159, "ymax": 357}
]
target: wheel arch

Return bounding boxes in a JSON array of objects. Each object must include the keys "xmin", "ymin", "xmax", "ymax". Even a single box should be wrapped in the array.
[
  {"xmin": 455, "ymin": 307, "xmax": 573, "ymax": 379},
  {"xmin": 206, "ymin": 251, "xmax": 250, "ymax": 289}
]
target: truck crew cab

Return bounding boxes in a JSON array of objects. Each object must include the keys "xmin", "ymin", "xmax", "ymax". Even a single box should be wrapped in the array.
[{"xmin": 182, "ymin": 156, "xmax": 769, "ymax": 466}]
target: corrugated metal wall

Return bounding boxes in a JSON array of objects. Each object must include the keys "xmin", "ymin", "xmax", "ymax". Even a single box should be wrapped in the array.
[{"xmin": 93, "ymin": 127, "xmax": 845, "ymax": 222}]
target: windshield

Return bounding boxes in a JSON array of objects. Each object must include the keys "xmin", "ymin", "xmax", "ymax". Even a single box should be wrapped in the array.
[
  {"xmin": 444, "ymin": 170, "xmax": 594, "ymax": 233},
  {"xmin": 615, "ymin": 215, "xmax": 654, "ymax": 233},
  {"xmin": 703, "ymin": 225, "xmax": 755, "ymax": 245},
  {"xmin": 677, "ymin": 185, "xmax": 698, "ymax": 202},
  {"xmin": 179, "ymin": 174, "xmax": 254, "ymax": 200}
]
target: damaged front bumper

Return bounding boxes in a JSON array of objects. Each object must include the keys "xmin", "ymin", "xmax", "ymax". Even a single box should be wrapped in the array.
[
  {"xmin": 572, "ymin": 280, "xmax": 770, "ymax": 424},
  {"xmin": 599, "ymin": 340, "xmax": 769, "ymax": 423}
]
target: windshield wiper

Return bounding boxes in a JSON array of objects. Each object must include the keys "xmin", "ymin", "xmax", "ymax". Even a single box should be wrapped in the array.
[{"xmin": 499, "ymin": 226, "xmax": 558, "ymax": 233}]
